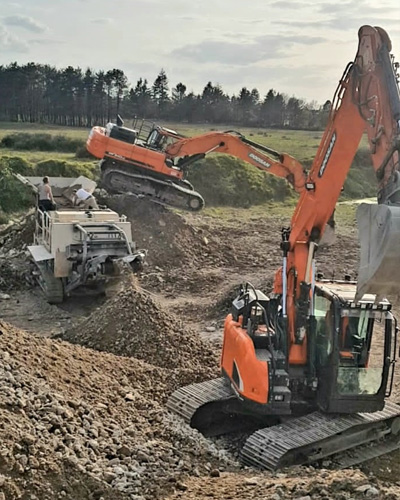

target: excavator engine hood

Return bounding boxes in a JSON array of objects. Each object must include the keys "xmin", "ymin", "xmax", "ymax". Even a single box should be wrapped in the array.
[{"xmin": 356, "ymin": 202, "xmax": 400, "ymax": 299}]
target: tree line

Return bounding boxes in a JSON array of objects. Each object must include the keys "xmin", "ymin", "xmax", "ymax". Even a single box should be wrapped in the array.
[{"xmin": 0, "ymin": 62, "xmax": 331, "ymax": 129}]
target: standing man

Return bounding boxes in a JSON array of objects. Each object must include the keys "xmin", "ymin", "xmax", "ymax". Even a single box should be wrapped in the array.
[
  {"xmin": 73, "ymin": 188, "xmax": 99, "ymax": 209},
  {"xmin": 38, "ymin": 176, "xmax": 56, "ymax": 211}
]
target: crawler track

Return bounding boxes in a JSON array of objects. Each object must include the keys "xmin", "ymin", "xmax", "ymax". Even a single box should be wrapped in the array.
[
  {"xmin": 101, "ymin": 162, "xmax": 205, "ymax": 212},
  {"xmin": 167, "ymin": 377, "xmax": 272, "ymax": 436},
  {"xmin": 33, "ymin": 261, "xmax": 64, "ymax": 304},
  {"xmin": 167, "ymin": 378, "xmax": 400, "ymax": 470},
  {"xmin": 241, "ymin": 401, "xmax": 400, "ymax": 470}
]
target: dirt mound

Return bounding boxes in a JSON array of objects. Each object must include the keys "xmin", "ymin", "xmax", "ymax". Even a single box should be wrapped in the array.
[
  {"xmin": 104, "ymin": 194, "xmax": 228, "ymax": 269},
  {"xmin": 0, "ymin": 320, "xmax": 233, "ymax": 500},
  {"xmin": 63, "ymin": 275, "xmax": 219, "ymax": 377}
]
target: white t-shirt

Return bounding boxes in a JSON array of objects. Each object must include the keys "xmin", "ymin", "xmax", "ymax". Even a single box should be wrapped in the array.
[
  {"xmin": 75, "ymin": 188, "xmax": 92, "ymax": 200},
  {"xmin": 39, "ymin": 183, "xmax": 52, "ymax": 201}
]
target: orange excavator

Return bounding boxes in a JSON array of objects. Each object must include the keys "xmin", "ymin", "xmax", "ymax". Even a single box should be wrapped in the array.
[
  {"xmin": 86, "ymin": 117, "xmax": 307, "ymax": 212},
  {"xmin": 165, "ymin": 25, "xmax": 400, "ymax": 470}
]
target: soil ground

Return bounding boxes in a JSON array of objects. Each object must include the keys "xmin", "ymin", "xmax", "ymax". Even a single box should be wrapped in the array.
[{"xmin": 1, "ymin": 196, "xmax": 400, "ymax": 499}]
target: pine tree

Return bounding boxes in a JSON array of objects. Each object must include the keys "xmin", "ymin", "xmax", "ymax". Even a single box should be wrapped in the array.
[{"xmin": 152, "ymin": 69, "xmax": 170, "ymax": 117}]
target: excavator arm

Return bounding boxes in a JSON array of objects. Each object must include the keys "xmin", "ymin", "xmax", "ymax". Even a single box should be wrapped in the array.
[
  {"xmin": 165, "ymin": 131, "xmax": 307, "ymax": 193},
  {"xmin": 281, "ymin": 25, "xmax": 400, "ymax": 365}
]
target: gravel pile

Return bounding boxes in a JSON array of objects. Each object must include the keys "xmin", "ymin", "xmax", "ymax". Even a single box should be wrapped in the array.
[
  {"xmin": 3, "ymin": 320, "xmax": 400, "ymax": 500},
  {"xmin": 0, "ymin": 320, "xmax": 233, "ymax": 500},
  {"xmin": 63, "ymin": 275, "xmax": 219, "ymax": 377},
  {"xmin": 164, "ymin": 468, "xmax": 400, "ymax": 499}
]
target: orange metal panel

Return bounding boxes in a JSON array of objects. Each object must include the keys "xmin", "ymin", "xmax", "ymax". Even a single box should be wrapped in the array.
[{"xmin": 221, "ymin": 314, "xmax": 269, "ymax": 405}]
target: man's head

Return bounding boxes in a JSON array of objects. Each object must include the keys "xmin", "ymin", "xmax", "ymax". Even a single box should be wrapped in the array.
[{"xmin": 43, "ymin": 176, "xmax": 49, "ymax": 184}]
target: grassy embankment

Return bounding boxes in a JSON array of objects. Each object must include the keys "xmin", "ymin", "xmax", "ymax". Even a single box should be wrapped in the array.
[
  {"xmin": 0, "ymin": 124, "xmax": 96, "ymax": 221},
  {"xmin": 0, "ymin": 121, "xmax": 372, "ymax": 222}
]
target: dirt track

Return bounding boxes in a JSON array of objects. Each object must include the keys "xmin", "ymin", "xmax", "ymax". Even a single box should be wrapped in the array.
[{"xmin": 1, "ymin": 197, "xmax": 400, "ymax": 499}]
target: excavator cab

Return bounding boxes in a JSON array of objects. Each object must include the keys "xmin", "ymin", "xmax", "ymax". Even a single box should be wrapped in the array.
[
  {"xmin": 219, "ymin": 281, "xmax": 397, "ymax": 418},
  {"xmin": 145, "ymin": 126, "xmax": 186, "ymax": 158},
  {"xmin": 314, "ymin": 282, "xmax": 397, "ymax": 415},
  {"xmin": 146, "ymin": 127, "xmax": 180, "ymax": 152}
]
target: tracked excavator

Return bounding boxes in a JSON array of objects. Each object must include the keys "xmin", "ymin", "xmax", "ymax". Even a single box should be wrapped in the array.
[
  {"xmin": 166, "ymin": 25, "xmax": 400, "ymax": 470},
  {"xmin": 86, "ymin": 116, "xmax": 306, "ymax": 212}
]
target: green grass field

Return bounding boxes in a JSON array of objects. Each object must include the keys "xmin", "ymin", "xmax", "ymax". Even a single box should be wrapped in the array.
[
  {"xmin": 0, "ymin": 119, "xmax": 369, "ymax": 165},
  {"xmin": 202, "ymin": 199, "xmax": 357, "ymax": 227},
  {"xmin": 0, "ymin": 122, "xmax": 90, "ymax": 140},
  {"xmin": 0, "ymin": 149, "xmax": 78, "ymax": 162},
  {"xmin": 0, "ymin": 121, "xmax": 376, "ymax": 220},
  {"xmin": 0, "ymin": 121, "xmax": 324, "ymax": 164}
]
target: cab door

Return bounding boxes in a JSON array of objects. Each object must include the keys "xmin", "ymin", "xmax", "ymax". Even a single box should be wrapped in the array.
[{"xmin": 317, "ymin": 305, "xmax": 394, "ymax": 413}]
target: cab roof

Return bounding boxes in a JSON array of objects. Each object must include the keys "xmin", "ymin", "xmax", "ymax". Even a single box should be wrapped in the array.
[{"xmin": 316, "ymin": 280, "xmax": 391, "ymax": 310}]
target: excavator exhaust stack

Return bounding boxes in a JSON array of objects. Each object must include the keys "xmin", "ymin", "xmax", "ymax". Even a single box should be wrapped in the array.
[{"xmin": 356, "ymin": 202, "xmax": 400, "ymax": 299}]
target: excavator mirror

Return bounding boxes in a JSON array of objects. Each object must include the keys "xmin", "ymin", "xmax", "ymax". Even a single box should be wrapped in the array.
[{"xmin": 356, "ymin": 203, "xmax": 400, "ymax": 300}]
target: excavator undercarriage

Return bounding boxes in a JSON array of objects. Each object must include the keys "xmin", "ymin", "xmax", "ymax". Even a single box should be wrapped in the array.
[
  {"xmin": 168, "ymin": 280, "xmax": 400, "ymax": 470},
  {"xmin": 100, "ymin": 158, "xmax": 205, "ymax": 211},
  {"xmin": 167, "ymin": 378, "xmax": 400, "ymax": 470}
]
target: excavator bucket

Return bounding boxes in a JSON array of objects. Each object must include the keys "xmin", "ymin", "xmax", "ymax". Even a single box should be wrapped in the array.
[{"xmin": 356, "ymin": 203, "xmax": 400, "ymax": 300}]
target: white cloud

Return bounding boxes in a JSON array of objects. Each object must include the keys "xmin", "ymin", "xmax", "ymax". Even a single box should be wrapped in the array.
[
  {"xmin": 270, "ymin": 0, "xmax": 314, "ymax": 8},
  {"xmin": 3, "ymin": 14, "xmax": 47, "ymax": 33},
  {"xmin": 171, "ymin": 34, "xmax": 327, "ymax": 66},
  {"xmin": 28, "ymin": 38, "xmax": 66, "ymax": 46},
  {"xmin": 0, "ymin": 24, "xmax": 29, "ymax": 52},
  {"xmin": 91, "ymin": 18, "xmax": 114, "ymax": 25}
]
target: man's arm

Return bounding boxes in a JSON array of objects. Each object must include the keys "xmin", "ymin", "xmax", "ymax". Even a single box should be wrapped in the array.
[{"xmin": 73, "ymin": 194, "xmax": 84, "ymax": 206}]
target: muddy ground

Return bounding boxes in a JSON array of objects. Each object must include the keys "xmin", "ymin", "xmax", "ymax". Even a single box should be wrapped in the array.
[{"xmin": 0, "ymin": 197, "xmax": 400, "ymax": 499}]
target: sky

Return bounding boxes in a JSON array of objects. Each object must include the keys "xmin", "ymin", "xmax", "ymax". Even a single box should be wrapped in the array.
[{"xmin": 1, "ymin": 0, "xmax": 400, "ymax": 105}]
